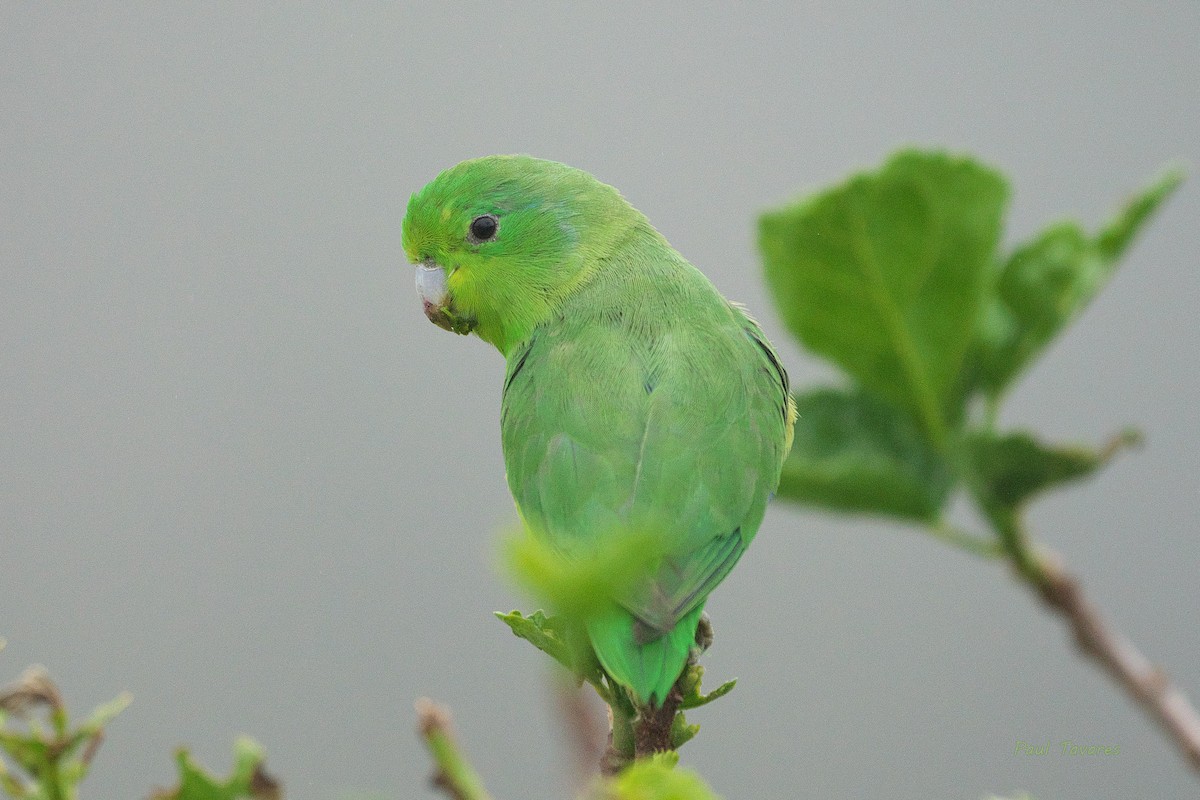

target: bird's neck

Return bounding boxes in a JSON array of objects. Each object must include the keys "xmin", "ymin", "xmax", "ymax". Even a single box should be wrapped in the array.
[{"xmin": 485, "ymin": 216, "xmax": 652, "ymax": 358}]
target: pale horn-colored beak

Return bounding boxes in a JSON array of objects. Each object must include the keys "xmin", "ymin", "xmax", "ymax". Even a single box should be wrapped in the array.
[
  {"xmin": 415, "ymin": 261, "xmax": 448, "ymax": 307},
  {"xmin": 415, "ymin": 260, "xmax": 474, "ymax": 335}
]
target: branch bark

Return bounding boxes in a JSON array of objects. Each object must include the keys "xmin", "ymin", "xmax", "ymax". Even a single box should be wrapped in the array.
[
  {"xmin": 988, "ymin": 502, "xmax": 1200, "ymax": 774},
  {"xmin": 1032, "ymin": 554, "xmax": 1200, "ymax": 772},
  {"xmin": 633, "ymin": 685, "xmax": 683, "ymax": 758}
]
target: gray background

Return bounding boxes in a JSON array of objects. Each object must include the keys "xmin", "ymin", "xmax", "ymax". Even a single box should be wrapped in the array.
[{"xmin": 2, "ymin": 4, "xmax": 1197, "ymax": 799}]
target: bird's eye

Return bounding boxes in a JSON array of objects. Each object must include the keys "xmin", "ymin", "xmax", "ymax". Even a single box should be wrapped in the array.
[{"xmin": 469, "ymin": 214, "xmax": 498, "ymax": 242}]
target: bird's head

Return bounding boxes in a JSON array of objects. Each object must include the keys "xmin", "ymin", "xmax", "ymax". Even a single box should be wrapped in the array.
[{"xmin": 402, "ymin": 155, "xmax": 640, "ymax": 355}]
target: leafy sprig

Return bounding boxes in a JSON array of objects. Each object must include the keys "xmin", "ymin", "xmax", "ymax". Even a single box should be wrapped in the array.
[{"xmin": 760, "ymin": 149, "xmax": 1198, "ymax": 771}]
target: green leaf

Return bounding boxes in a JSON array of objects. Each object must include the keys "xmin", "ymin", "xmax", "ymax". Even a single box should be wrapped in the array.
[
  {"xmin": 964, "ymin": 429, "xmax": 1125, "ymax": 509},
  {"xmin": 495, "ymin": 610, "xmax": 606, "ymax": 689},
  {"xmin": 502, "ymin": 526, "xmax": 664, "ymax": 622},
  {"xmin": 606, "ymin": 752, "xmax": 721, "ymax": 800},
  {"xmin": 668, "ymin": 712, "xmax": 700, "ymax": 750},
  {"xmin": 0, "ymin": 730, "xmax": 49, "ymax": 777},
  {"xmin": 494, "ymin": 610, "xmax": 573, "ymax": 672},
  {"xmin": 760, "ymin": 150, "xmax": 1009, "ymax": 440},
  {"xmin": 75, "ymin": 692, "xmax": 132, "ymax": 738},
  {"xmin": 676, "ymin": 664, "xmax": 736, "ymax": 710},
  {"xmin": 151, "ymin": 737, "xmax": 279, "ymax": 800},
  {"xmin": 776, "ymin": 387, "xmax": 953, "ymax": 521},
  {"xmin": 57, "ymin": 691, "xmax": 132, "ymax": 785},
  {"xmin": 0, "ymin": 669, "xmax": 130, "ymax": 797},
  {"xmin": 59, "ymin": 691, "xmax": 131, "ymax": 758},
  {"xmin": 975, "ymin": 168, "xmax": 1183, "ymax": 396}
]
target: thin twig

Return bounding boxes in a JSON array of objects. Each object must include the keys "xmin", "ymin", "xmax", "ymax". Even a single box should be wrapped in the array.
[
  {"xmin": 415, "ymin": 698, "xmax": 494, "ymax": 800},
  {"xmin": 79, "ymin": 730, "xmax": 104, "ymax": 768},
  {"xmin": 1097, "ymin": 428, "xmax": 1143, "ymax": 462},
  {"xmin": 1032, "ymin": 552, "xmax": 1200, "ymax": 773},
  {"xmin": 955, "ymin": 430, "xmax": 1200, "ymax": 777},
  {"xmin": 988, "ymin": 506, "xmax": 1200, "ymax": 775}
]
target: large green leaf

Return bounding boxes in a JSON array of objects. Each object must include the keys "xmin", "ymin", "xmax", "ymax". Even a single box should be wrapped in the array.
[
  {"xmin": 775, "ymin": 387, "xmax": 953, "ymax": 522},
  {"xmin": 975, "ymin": 169, "xmax": 1183, "ymax": 397},
  {"xmin": 964, "ymin": 429, "xmax": 1116, "ymax": 509},
  {"xmin": 760, "ymin": 150, "xmax": 1009, "ymax": 438}
]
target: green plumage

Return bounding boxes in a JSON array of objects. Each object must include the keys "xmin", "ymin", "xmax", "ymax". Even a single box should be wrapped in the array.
[{"xmin": 404, "ymin": 156, "xmax": 794, "ymax": 706}]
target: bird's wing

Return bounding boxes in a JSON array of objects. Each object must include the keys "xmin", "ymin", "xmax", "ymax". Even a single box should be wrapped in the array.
[{"xmin": 501, "ymin": 299, "xmax": 791, "ymax": 635}]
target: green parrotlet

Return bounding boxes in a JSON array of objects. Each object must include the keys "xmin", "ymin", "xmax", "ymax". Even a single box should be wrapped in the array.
[{"xmin": 403, "ymin": 156, "xmax": 795, "ymax": 707}]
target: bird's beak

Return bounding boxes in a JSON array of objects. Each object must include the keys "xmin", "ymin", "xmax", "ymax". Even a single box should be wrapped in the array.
[{"xmin": 415, "ymin": 261, "xmax": 475, "ymax": 335}]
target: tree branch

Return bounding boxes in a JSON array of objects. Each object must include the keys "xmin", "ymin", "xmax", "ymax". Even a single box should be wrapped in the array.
[
  {"xmin": 1032, "ymin": 553, "xmax": 1200, "ymax": 772},
  {"xmin": 987, "ymin": 503, "xmax": 1200, "ymax": 774},
  {"xmin": 633, "ymin": 685, "xmax": 683, "ymax": 758},
  {"xmin": 415, "ymin": 698, "xmax": 494, "ymax": 800}
]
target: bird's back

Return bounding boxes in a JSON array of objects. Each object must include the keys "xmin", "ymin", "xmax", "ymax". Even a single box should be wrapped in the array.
[{"xmin": 500, "ymin": 222, "xmax": 793, "ymax": 704}]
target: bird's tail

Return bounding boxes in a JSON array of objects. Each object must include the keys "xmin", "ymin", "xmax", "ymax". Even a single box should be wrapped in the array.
[{"xmin": 586, "ymin": 605, "xmax": 705, "ymax": 707}]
